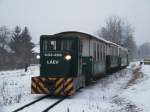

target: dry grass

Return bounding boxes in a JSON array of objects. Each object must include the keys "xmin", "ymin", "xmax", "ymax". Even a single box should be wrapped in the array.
[{"xmin": 127, "ymin": 66, "xmax": 144, "ymax": 87}]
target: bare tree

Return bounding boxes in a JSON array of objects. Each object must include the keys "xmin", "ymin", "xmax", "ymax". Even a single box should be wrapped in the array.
[
  {"xmin": 96, "ymin": 15, "xmax": 137, "ymax": 61},
  {"xmin": 138, "ymin": 43, "xmax": 150, "ymax": 59},
  {"xmin": 0, "ymin": 26, "xmax": 10, "ymax": 49},
  {"xmin": 97, "ymin": 15, "xmax": 123, "ymax": 45},
  {"xmin": 124, "ymin": 35, "xmax": 137, "ymax": 61}
]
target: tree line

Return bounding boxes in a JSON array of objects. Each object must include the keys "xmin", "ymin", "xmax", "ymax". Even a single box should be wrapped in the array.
[
  {"xmin": 0, "ymin": 26, "xmax": 34, "ymax": 70},
  {"xmin": 96, "ymin": 15, "xmax": 150, "ymax": 61},
  {"xmin": 1, "ymin": 16, "xmax": 150, "ymax": 70}
]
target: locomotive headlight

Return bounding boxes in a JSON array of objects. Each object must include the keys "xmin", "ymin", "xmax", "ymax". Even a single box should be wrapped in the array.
[
  {"xmin": 36, "ymin": 55, "xmax": 40, "ymax": 59},
  {"xmin": 65, "ymin": 55, "xmax": 71, "ymax": 61}
]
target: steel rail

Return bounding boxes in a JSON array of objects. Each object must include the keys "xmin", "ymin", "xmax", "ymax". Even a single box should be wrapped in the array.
[
  {"xmin": 42, "ymin": 96, "xmax": 67, "ymax": 112},
  {"xmin": 12, "ymin": 95, "xmax": 49, "ymax": 112}
]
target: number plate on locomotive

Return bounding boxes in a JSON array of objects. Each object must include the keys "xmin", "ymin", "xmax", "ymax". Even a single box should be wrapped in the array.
[{"xmin": 44, "ymin": 53, "xmax": 62, "ymax": 57}]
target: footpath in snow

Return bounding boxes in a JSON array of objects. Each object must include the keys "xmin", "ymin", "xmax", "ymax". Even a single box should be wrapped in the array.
[{"xmin": 0, "ymin": 63, "xmax": 150, "ymax": 112}]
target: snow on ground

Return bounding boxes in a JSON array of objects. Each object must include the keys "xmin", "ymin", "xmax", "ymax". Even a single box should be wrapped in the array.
[
  {"xmin": 0, "ymin": 65, "xmax": 40, "ymax": 111},
  {"xmin": 50, "ymin": 64, "xmax": 140, "ymax": 112},
  {"xmin": 120, "ymin": 65, "xmax": 150, "ymax": 112},
  {"xmin": 1, "ymin": 62, "xmax": 150, "ymax": 112}
]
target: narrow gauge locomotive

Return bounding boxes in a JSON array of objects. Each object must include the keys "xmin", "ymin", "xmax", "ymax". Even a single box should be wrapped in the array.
[{"xmin": 31, "ymin": 31, "xmax": 128, "ymax": 96}]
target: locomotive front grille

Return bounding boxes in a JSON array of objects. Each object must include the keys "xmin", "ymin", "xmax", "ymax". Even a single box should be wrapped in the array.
[
  {"xmin": 44, "ymin": 79, "xmax": 56, "ymax": 95},
  {"xmin": 31, "ymin": 77, "xmax": 74, "ymax": 96}
]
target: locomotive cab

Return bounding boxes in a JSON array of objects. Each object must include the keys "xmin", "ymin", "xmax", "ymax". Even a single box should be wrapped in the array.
[{"xmin": 40, "ymin": 35, "xmax": 79, "ymax": 77}]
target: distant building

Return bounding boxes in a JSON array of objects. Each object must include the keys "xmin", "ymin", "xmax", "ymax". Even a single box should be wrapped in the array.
[{"xmin": 31, "ymin": 44, "xmax": 40, "ymax": 64}]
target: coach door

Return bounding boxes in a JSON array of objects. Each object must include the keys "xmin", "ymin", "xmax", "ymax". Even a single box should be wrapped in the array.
[
  {"xmin": 81, "ymin": 39, "xmax": 93, "ymax": 84},
  {"xmin": 82, "ymin": 56, "xmax": 93, "ymax": 84}
]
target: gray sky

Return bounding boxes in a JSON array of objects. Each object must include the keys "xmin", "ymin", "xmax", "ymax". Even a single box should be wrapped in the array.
[{"xmin": 0, "ymin": 0, "xmax": 150, "ymax": 46}]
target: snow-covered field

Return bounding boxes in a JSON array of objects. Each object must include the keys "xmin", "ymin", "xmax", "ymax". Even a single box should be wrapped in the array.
[
  {"xmin": 0, "ymin": 66, "xmax": 40, "ymax": 111},
  {"xmin": 0, "ymin": 62, "xmax": 150, "ymax": 112}
]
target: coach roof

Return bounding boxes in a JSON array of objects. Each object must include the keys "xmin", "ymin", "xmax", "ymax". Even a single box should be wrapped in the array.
[
  {"xmin": 41, "ymin": 31, "xmax": 125, "ymax": 48},
  {"xmin": 53, "ymin": 31, "xmax": 108, "ymax": 43}
]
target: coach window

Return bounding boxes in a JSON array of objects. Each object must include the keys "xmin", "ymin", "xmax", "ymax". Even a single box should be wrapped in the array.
[
  {"xmin": 99, "ymin": 43, "xmax": 101, "ymax": 61},
  {"xmin": 111, "ymin": 46, "xmax": 113, "ymax": 56},
  {"xmin": 94, "ymin": 42, "xmax": 96, "ymax": 61},
  {"xmin": 104, "ymin": 44, "xmax": 106, "ymax": 60},
  {"xmin": 101, "ymin": 44, "xmax": 103, "ymax": 61},
  {"xmin": 100, "ymin": 44, "xmax": 102, "ymax": 61},
  {"xmin": 102, "ymin": 44, "xmax": 104, "ymax": 61},
  {"xmin": 96, "ymin": 42, "xmax": 98, "ymax": 61},
  {"xmin": 115, "ymin": 47, "xmax": 116, "ymax": 56},
  {"xmin": 107, "ymin": 45, "xmax": 110, "ymax": 55},
  {"xmin": 112, "ymin": 46, "xmax": 114, "ymax": 56},
  {"xmin": 80, "ymin": 41, "xmax": 83, "ymax": 55},
  {"xmin": 111, "ymin": 46, "xmax": 112, "ymax": 56},
  {"xmin": 103, "ymin": 44, "xmax": 105, "ymax": 61},
  {"xmin": 116, "ymin": 47, "xmax": 118, "ymax": 56},
  {"xmin": 113, "ymin": 47, "xmax": 116, "ymax": 56},
  {"xmin": 113, "ymin": 47, "xmax": 115, "ymax": 56},
  {"xmin": 99, "ymin": 43, "xmax": 100, "ymax": 61},
  {"xmin": 115, "ymin": 47, "xmax": 117, "ymax": 56},
  {"xmin": 119, "ymin": 48, "xmax": 121, "ymax": 57},
  {"xmin": 109, "ymin": 46, "xmax": 111, "ymax": 55},
  {"xmin": 97, "ymin": 43, "xmax": 99, "ymax": 61},
  {"xmin": 103, "ymin": 44, "xmax": 104, "ymax": 60}
]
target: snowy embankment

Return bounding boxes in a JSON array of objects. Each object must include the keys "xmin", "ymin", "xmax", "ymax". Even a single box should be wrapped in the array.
[
  {"xmin": 121, "ymin": 64, "xmax": 150, "ymax": 112},
  {"xmin": 1, "ymin": 62, "xmax": 150, "ymax": 112}
]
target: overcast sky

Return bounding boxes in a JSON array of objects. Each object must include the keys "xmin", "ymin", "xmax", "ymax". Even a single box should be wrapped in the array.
[{"xmin": 0, "ymin": 0, "xmax": 150, "ymax": 46}]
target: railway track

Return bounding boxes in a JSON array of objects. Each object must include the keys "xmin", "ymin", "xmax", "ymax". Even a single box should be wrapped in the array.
[
  {"xmin": 42, "ymin": 96, "xmax": 67, "ymax": 112},
  {"xmin": 12, "ymin": 95, "xmax": 67, "ymax": 112}
]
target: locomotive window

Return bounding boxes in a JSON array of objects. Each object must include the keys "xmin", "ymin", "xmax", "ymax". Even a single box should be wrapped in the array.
[
  {"xmin": 61, "ymin": 40, "xmax": 75, "ymax": 51},
  {"xmin": 42, "ymin": 40, "xmax": 56, "ymax": 51},
  {"xmin": 42, "ymin": 39, "xmax": 76, "ymax": 51},
  {"xmin": 48, "ymin": 41, "xmax": 56, "ymax": 50}
]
